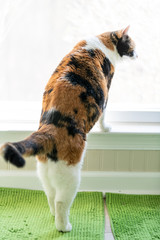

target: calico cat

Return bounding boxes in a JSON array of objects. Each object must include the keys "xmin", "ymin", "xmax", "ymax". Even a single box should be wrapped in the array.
[{"xmin": 0, "ymin": 26, "xmax": 137, "ymax": 232}]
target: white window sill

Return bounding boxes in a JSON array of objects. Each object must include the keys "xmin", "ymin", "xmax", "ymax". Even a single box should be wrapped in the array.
[
  {"xmin": 0, "ymin": 122, "xmax": 160, "ymax": 151},
  {"xmin": 92, "ymin": 122, "xmax": 160, "ymax": 134},
  {"xmin": 0, "ymin": 101, "xmax": 160, "ymax": 131},
  {"xmin": 0, "ymin": 101, "xmax": 159, "ymax": 150},
  {"xmin": 0, "ymin": 121, "xmax": 160, "ymax": 133}
]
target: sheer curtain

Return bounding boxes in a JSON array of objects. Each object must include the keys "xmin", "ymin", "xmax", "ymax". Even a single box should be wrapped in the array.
[
  {"xmin": 0, "ymin": 0, "xmax": 159, "ymax": 108},
  {"xmin": 0, "ymin": 0, "xmax": 73, "ymax": 102}
]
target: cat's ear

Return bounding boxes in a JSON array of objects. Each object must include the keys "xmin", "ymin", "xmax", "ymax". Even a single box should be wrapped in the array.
[{"xmin": 122, "ymin": 25, "xmax": 130, "ymax": 35}]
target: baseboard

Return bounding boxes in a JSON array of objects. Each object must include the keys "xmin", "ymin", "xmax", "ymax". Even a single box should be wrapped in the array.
[
  {"xmin": 80, "ymin": 171, "xmax": 160, "ymax": 194},
  {"xmin": 0, "ymin": 171, "xmax": 160, "ymax": 194}
]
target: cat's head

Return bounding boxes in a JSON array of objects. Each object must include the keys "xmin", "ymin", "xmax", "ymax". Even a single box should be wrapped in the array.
[{"xmin": 111, "ymin": 26, "xmax": 138, "ymax": 59}]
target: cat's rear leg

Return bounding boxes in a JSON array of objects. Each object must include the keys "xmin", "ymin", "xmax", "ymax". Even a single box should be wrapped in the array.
[
  {"xmin": 49, "ymin": 160, "xmax": 81, "ymax": 232},
  {"xmin": 46, "ymin": 188, "xmax": 56, "ymax": 216},
  {"xmin": 55, "ymin": 175, "xmax": 80, "ymax": 232},
  {"xmin": 37, "ymin": 160, "xmax": 56, "ymax": 216}
]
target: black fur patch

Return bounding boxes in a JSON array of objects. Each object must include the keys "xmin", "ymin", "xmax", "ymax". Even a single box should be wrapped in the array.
[
  {"xmin": 73, "ymin": 109, "xmax": 78, "ymax": 114},
  {"xmin": 79, "ymin": 92, "xmax": 88, "ymax": 103},
  {"xmin": 90, "ymin": 103, "xmax": 100, "ymax": 123},
  {"xmin": 4, "ymin": 144, "xmax": 25, "ymax": 168},
  {"xmin": 101, "ymin": 57, "xmax": 111, "ymax": 77},
  {"xmin": 13, "ymin": 142, "xmax": 26, "ymax": 154},
  {"xmin": 65, "ymin": 72, "xmax": 104, "ymax": 109},
  {"xmin": 47, "ymin": 144, "xmax": 58, "ymax": 162},
  {"xmin": 117, "ymin": 35, "xmax": 130, "ymax": 57},
  {"xmin": 41, "ymin": 110, "xmax": 69, "ymax": 128},
  {"xmin": 70, "ymin": 70, "xmax": 103, "ymax": 128},
  {"xmin": 13, "ymin": 141, "xmax": 43, "ymax": 156},
  {"xmin": 86, "ymin": 67, "xmax": 95, "ymax": 78},
  {"xmin": 110, "ymin": 32, "xmax": 119, "ymax": 45},
  {"xmin": 107, "ymin": 72, "xmax": 114, "ymax": 90},
  {"xmin": 88, "ymin": 49, "xmax": 96, "ymax": 57},
  {"xmin": 41, "ymin": 110, "xmax": 86, "ymax": 140},
  {"xmin": 69, "ymin": 55, "xmax": 99, "ymax": 80},
  {"xmin": 43, "ymin": 89, "xmax": 53, "ymax": 96},
  {"xmin": 67, "ymin": 125, "xmax": 85, "ymax": 139},
  {"xmin": 43, "ymin": 88, "xmax": 53, "ymax": 96},
  {"xmin": 67, "ymin": 56, "xmax": 104, "ymax": 109},
  {"xmin": 69, "ymin": 55, "xmax": 81, "ymax": 69},
  {"xmin": 80, "ymin": 92, "xmax": 100, "ymax": 129}
]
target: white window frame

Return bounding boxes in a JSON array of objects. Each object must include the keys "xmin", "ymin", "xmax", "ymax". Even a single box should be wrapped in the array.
[
  {"xmin": 0, "ymin": 100, "xmax": 160, "ymax": 132},
  {"xmin": 107, "ymin": 109, "xmax": 160, "ymax": 123},
  {"xmin": 0, "ymin": 101, "xmax": 160, "ymax": 152}
]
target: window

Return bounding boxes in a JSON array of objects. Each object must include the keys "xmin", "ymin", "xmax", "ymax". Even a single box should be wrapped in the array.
[{"xmin": 0, "ymin": 0, "xmax": 159, "ymax": 130}]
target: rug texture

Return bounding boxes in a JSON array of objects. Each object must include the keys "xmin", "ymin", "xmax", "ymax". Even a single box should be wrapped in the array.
[
  {"xmin": 0, "ymin": 188, "xmax": 104, "ymax": 240},
  {"xmin": 106, "ymin": 193, "xmax": 160, "ymax": 240}
]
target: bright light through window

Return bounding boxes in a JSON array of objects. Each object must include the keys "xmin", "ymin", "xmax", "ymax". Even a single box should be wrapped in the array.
[{"xmin": 0, "ymin": 0, "xmax": 160, "ymax": 110}]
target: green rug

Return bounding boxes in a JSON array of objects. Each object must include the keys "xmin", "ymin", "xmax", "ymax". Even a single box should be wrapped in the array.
[
  {"xmin": 0, "ymin": 188, "xmax": 104, "ymax": 240},
  {"xmin": 106, "ymin": 193, "xmax": 160, "ymax": 240}
]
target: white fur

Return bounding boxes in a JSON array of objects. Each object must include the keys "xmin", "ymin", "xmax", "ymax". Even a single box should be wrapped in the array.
[
  {"xmin": 84, "ymin": 36, "xmax": 121, "ymax": 68},
  {"xmin": 37, "ymin": 143, "xmax": 86, "ymax": 232},
  {"xmin": 99, "ymin": 108, "xmax": 111, "ymax": 132}
]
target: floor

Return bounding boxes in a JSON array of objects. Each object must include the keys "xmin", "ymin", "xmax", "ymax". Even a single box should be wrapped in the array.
[{"xmin": 104, "ymin": 198, "xmax": 115, "ymax": 240}]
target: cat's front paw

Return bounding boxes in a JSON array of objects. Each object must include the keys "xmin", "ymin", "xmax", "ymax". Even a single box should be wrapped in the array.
[
  {"xmin": 100, "ymin": 123, "xmax": 112, "ymax": 132},
  {"xmin": 56, "ymin": 222, "xmax": 72, "ymax": 232}
]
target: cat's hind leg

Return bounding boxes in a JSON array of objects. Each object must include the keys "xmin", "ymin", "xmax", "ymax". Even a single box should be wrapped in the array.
[
  {"xmin": 48, "ymin": 160, "xmax": 81, "ymax": 232},
  {"xmin": 46, "ymin": 187, "xmax": 56, "ymax": 217},
  {"xmin": 37, "ymin": 160, "xmax": 56, "ymax": 216}
]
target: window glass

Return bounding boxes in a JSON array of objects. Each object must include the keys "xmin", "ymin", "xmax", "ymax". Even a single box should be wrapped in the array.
[{"xmin": 0, "ymin": 0, "xmax": 159, "ymax": 110}]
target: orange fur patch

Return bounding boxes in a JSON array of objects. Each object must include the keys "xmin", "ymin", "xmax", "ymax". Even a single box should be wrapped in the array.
[{"xmin": 97, "ymin": 32, "xmax": 114, "ymax": 51}]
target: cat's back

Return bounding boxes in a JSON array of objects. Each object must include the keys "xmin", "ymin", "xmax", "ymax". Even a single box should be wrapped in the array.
[
  {"xmin": 41, "ymin": 39, "xmax": 108, "ymax": 133},
  {"xmin": 37, "ymin": 37, "xmax": 113, "ymax": 163}
]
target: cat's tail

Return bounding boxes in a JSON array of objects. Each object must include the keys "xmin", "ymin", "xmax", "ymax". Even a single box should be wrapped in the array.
[{"xmin": 0, "ymin": 126, "xmax": 54, "ymax": 168}]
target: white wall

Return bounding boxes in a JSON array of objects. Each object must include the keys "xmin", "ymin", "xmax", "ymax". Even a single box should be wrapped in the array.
[{"xmin": 1, "ymin": 149, "xmax": 160, "ymax": 172}]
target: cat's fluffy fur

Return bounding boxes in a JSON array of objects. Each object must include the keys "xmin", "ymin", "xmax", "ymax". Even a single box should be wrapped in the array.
[{"xmin": 0, "ymin": 26, "xmax": 137, "ymax": 232}]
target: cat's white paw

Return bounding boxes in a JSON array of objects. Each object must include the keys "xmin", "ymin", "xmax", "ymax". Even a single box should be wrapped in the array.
[
  {"xmin": 56, "ymin": 222, "xmax": 72, "ymax": 232},
  {"xmin": 100, "ymin": 123, "xmax": 112, "ymax": 132}
]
